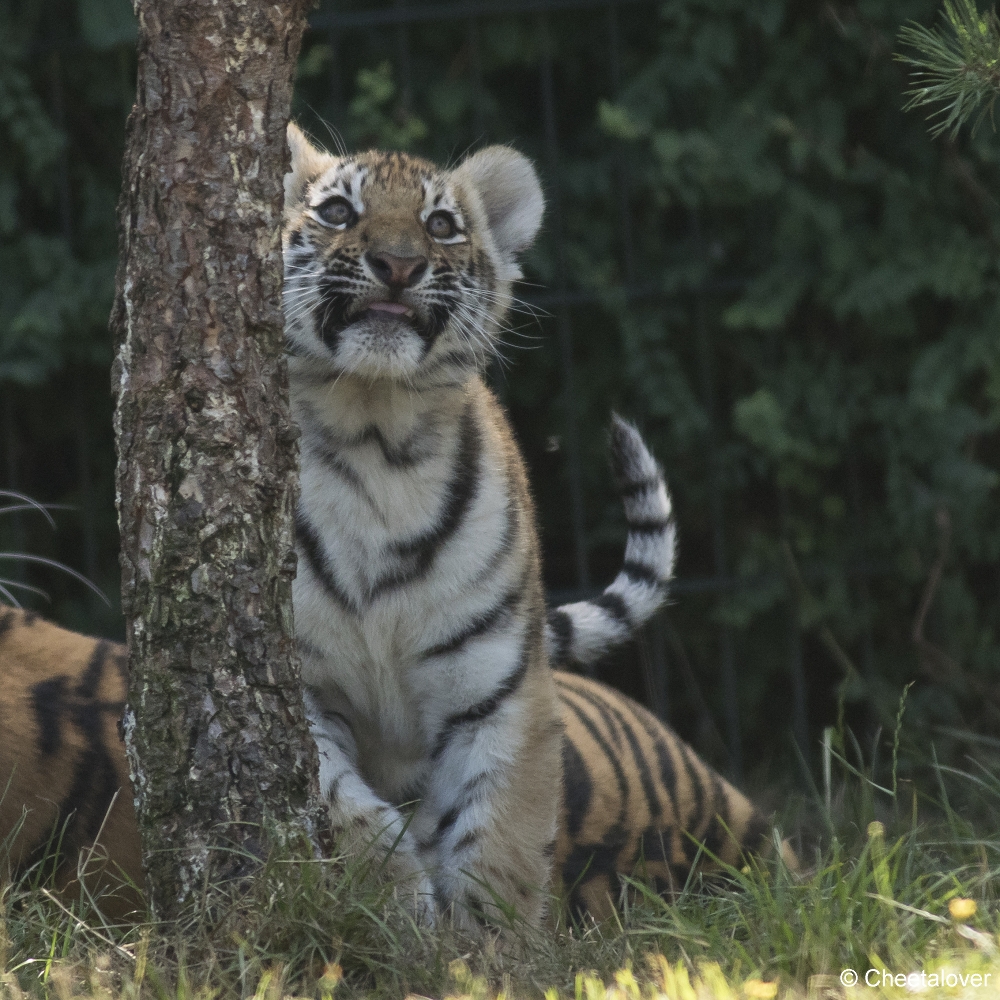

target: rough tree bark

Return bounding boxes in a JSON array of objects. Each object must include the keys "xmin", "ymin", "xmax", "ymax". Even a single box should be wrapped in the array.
[{"xmin": 110, "ymin": 0, "xmax": 323, "ymax": 920}]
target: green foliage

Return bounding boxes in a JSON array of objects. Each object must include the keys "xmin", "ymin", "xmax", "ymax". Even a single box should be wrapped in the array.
[
  {"xmin": 897, "ymin": 0, "xmax": 1000, "ymax": 138},
  {"xmin": 592, "ymin": 0, "xmax": 1000, "ymax": 784},
  {"xmin": 0, "ymin": 0, "xmax": 132, "ymax": 634},
  {"xmin": 347, "ymin": 62, "xmax": 428, "ymax": 150},
  {"xmin": 4, "ymin": 0, "xmax": 1000, "ymax": 801}
]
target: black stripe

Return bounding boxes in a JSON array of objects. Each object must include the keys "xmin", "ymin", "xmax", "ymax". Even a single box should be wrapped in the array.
[
  {"xmin": 561, "ymin": 681, "xmax": 661, "ymax": 824},
  {"xmin": 560, "ymin": 732, "xmax": 592, "ymax": 839},
  {"xmin": 285, "ymin": 246, "xmax": 313, "ymax": 268},
  {"xmin": 675, "ymin": 741, "xmax": 707, "ymax": 864},
  {"xmin": 423, "ymin": 576, "xmax": 523, "ymax": 659},
  {"xmin": 23, "ymin": 742, "xmax": 121, "ymax": 886},
  {"xmin": 111, "ymin": 647, "xmax": 128, "ymax": 683},
  {"xmin": 619, "ymin": 477, "xmax": 659, "ymax": 499},
  {"xmin": 420, "ymin": 348, "xmax": 476, "ymax": 378},
  {"xmin": 463, "ymin": 892, "xmax": 491, "ymax": 928},
  {"xmin": 304, "ymin": 432, "xmax": 384, "ymax": 518},
  {"xmin": 699, "ymin": 774, "xmax": 732, "ymax": 858},
  {"xmin": 556, "ymin": 684, "xmax": 629, "ymax": 824},
  {"xmin": 31, "ymin": 676, "xmax": 68, "ymax": 757},
  {"xmin": 466, "ymin": 456, "xmax": 520, "ymax": 588},
  {"xmin": 461, "ymin": 770, "xmax": 494, "ymax": 798},
  {"xmin": 712, "ymin": 774, "xmax": 731, "ymax": 831},
  {"xmin": 371, "ymin": 401, "xmax": 481, "ymax": 597},
  {"xmin": 298, "ymin": 638, "xmax": 328, "ymax": 661},
  {"xmin": 294, "ymin": 509, "xmax": 358, "ymax": 614},
  {"xmin": 560, "ymin": 843, "xmax": 617, "ymax": 920},
  {"xmin": 556, "ymin": 674, "xmax": 623, "ymax": 752},
  {"xmin": 325, "ymin": 773, "xmax": 345, "ymax": 804},
  {"xmin": 454, "ymin": 828, "xmax": 481, "ymax": 853},
  {"xmin": 630, "ymin": 704, "xmax": 682, "ymax": 829},
  {"xmin": 626, "ymin": 517, "xmax": 670, "ymax": 534},
  {"xmin": 23, "ymin": 650, "xmax": 127, "ymax": 886},
  {"xmin": 0, "ymin": 608, "xmax": 15, "ymax": 640},
  {"xmin": 432, "ymin": 648, "xmax": 530, "ymax": 759},
  {"xmin": 743, "ymin": 810, "xmax": 770, "ymax": 853},
  {"xmin": 394, "ymin": 401, "xmax": 479, "ymax": 555},
  {"xmin": 299, "ymin": 400, "xmax": 436, "ymax": 469},
  {"xmin": 423, "ymin": 299, "xmax": 455, "ymax": 350},
  {"xmin": 76, "ymin": 640, "xmax": 110, "ymax": 699},
  {"xmin": 436, "ymin": 805, "xmax": 460, "ymax": 836},
  {"xmin": 638, "ymin": 825, "xmax": 673, "ymax": 865},
  {"xmin": 358, "ymin": 421, "xmax": 435, "ymax": 468},
  {"xmin": 621, "ymin": 560, "xmax": 663, "ymax": 587},
  {"xmin": 592, "ymin": 591, "xmax": 631, "ymax": 627},
  {"xmin": 316, "ymin": 273, "xmax": 355, "ymax": 353},
  {"xmin": 393, "ymin": 781, "xmax": 426, "ymax": 808},
  {"xmin": 547, "ymin": 608, "xmax": 573, "ymax": 664},
  {"xmin": 418, "ymin": 800, "xmax": 466, "ymax": 853}
]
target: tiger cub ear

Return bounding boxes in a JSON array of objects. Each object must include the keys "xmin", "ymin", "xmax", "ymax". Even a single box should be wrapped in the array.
[
  {"xmin": 285, "ymin": 122, "xmax": 329, "ymax": 207},
  {"xmin": 453, "ymin": 146, "xmax": 545, "ymax": 260}
]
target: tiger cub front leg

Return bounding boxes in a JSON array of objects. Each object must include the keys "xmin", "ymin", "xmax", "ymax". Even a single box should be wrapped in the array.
[
  {"xmin": 304, "ymin": 689, "xmax": 436, "ymax": 918},
  {"xmin": 412, "ymin": 663, "xmax": 562, "ymax": 930}
]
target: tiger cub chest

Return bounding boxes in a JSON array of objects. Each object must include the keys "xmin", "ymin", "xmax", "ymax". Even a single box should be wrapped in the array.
[{"xmin": 291, "ymin": 379, "xmax": 536, "ymax": 784}]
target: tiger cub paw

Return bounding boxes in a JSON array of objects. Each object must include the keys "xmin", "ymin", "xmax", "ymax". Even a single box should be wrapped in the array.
[{"xmin": 330, "ymin": 810, "xmax": 437, "ymax": 923}]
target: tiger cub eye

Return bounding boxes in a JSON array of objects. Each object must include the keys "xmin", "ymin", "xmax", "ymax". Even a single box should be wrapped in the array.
[
  {"xmin": 426, "ymin": 210, "xmax": 457, "ymax": 240},
  {"xmin": 317, "ymin": 197, "xmax": 357, "ymax": 228}
]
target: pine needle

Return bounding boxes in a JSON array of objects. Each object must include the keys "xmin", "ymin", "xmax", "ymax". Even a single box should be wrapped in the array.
[{"xmin": 896, "ymin": 0, "xmax": 1000, "ymax": 138}]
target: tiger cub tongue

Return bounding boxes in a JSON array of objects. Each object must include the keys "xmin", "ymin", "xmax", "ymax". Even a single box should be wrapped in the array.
[{"xmin": 368, "ymin": 301, "xmax": 411, "ymax": 315}]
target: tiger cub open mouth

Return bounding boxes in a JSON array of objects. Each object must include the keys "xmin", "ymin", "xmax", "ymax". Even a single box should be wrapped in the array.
[{"xmin": 365, "ymin": 301, "xmax": 414, "ymax": 318}]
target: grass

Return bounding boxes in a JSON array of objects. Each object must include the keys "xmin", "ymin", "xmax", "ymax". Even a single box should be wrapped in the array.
[{"xmin": 3, "ymin": 733, "xmax": 1000, "ymax": 1000}]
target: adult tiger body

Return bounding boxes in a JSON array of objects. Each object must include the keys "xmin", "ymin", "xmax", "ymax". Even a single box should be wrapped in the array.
[{"xmin": 0, "ymin": 606, "xmax": 786, "ymax": 922}]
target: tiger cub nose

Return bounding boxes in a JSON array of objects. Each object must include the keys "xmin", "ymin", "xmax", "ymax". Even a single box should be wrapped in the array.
[{"xmin": 365, "ymin": 251, "xmax": 428, "ymax": 289}]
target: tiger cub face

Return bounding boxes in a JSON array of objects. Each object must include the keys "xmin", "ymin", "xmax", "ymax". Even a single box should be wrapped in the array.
[{"xmin": 282, "ymin": 124, "xmax": 544, "ymax": 384}]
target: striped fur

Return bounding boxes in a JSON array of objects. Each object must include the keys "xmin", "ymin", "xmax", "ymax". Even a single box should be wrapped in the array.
[
  {"xmin": 547, "ymin": 416, "xmax": 676, "ymax": 668},
  {"xmin": 283, "ymin": 126, "xmax": 561, "ymax": 927},
  {"xmin": 0, "ymin": 607, "xmax": 142, "ymax": 917},
  {"xmin": 280, "ymin": 127, "xmax": 694, "ymax": 929},
  {"xmin": 554, "ymin": 672, "xmax": 796, "ymax": 920},
  {"xmin": 0, "ymin": 607, "xmax": 794, "ymax": 923}
]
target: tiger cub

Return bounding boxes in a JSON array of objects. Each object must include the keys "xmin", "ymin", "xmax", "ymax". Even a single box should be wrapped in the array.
[
  {"xmin": 281, "ymin": 125, "xmax": 679, "ymax": 928},
  {"xmin": 0, "ymin": 607, "xmax": 789, "ymax": 924}
]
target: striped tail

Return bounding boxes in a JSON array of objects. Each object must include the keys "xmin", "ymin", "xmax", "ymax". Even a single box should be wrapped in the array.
[{"xmin": 546, "ymin": 414, "xmax": 676, "ymax": 667}]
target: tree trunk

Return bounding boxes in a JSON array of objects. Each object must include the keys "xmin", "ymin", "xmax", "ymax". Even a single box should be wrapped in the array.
[{"xmin": 110, "ymin": 0, "xmax": 323, "ymax": 920}]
